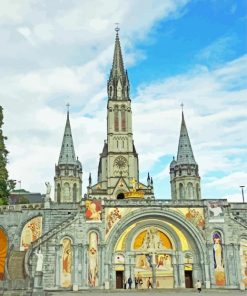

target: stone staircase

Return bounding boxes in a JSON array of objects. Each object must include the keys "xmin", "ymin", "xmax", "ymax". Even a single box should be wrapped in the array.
[
  {"xmin": 25, "ymin": 211, "xmax": 79, "ymax": 276},
  {"xmin": 230, "ymin": 214, "xmax": 247, "ymax": 229}
]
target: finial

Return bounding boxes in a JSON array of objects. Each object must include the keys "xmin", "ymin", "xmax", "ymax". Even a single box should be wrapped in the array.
[
  {"xmin": 115, "ymin": 23, "xmax": 120, "ymax": 33},
  {"xmin": 66, "ymin": 103, "xmax": 70, "ymax": 113},
  {"xmin": 180, "ymin": 102, "xmax": 184, "ymax": 112}
]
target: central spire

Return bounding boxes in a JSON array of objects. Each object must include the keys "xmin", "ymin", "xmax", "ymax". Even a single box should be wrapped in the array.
[
  {"xmin": 111, "ymin": 30, "xmax": 125, "ymax": 79},
  {"xmin": 108, "ymin": 29, "xmax": 129, "ymax": 101}
]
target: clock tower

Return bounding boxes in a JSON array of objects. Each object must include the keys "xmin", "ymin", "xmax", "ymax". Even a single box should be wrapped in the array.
[{"xmin": 88, "ymin": 30, "xmax": 153, "ymax": 199}]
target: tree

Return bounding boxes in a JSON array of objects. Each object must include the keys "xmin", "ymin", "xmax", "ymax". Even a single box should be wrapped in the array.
[{"xmin": 0, "ymin": 106, "xmax": 15, "ymax": 205}]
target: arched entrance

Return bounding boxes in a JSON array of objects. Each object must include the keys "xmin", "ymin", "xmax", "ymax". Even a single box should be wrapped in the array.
[
  {"xmin": 117, "ymin": 193, "xmax": 125, "ymax": 199},
  {"xmin": 0, "ymin": 228, "xmax": 7, "ymax": 280},
  {"xmin": 105, "ymin": 208, "xmax": 208, "ymax": 289}
]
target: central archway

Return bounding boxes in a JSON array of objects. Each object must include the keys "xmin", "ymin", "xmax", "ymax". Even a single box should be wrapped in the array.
[{"xmin": 105, "ymin": 208, "xmax": 208, "ymax": 289}]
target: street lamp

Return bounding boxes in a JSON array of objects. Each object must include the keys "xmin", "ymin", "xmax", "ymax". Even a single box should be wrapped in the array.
[{"xmin": 240, "ymin": 186, "xmax": 245, "ymax": 203}]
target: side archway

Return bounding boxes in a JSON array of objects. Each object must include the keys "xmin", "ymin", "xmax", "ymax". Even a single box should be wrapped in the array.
[{"xmin": 0, "ymin": 228, "xmax": 8, "ymax": 280}]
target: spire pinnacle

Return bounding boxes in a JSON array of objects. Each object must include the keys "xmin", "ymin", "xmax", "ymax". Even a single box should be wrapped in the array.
[
  {"xmin": 110, "ymin": 28, "xmax": 125, "ymax": 79},
  {"xmin": 176, "ymin": 110, "xmax": 196, "ymax": 165},
  {"xmin": 58, "ymin": 107, "xmax": 76, "ymax": 165}
]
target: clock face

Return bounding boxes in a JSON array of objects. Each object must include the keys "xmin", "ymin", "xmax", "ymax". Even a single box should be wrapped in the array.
[{"xmin": 114, "ymin": 156, "xmax": 127, "ymax": 169}]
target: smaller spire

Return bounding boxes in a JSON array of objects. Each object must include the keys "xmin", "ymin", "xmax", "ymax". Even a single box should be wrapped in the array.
[
  {"xmin": 58, "ymin": 105, "xmax": 77, "ymax": 165},
  {"xmin": 176, "ymin": 110, "xmax": 196, "ymax": 165},
  {"xmin": 147, "ymin": 172, "xmax": 151, "ymax": 186}
]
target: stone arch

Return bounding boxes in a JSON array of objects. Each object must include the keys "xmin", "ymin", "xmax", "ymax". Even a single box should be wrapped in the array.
[
  {"xmin": 124, "ymin": 220, "xmax": 180, "ymax": 252},
  {"xmin": 0, "ymin": 227, "xmax": 8, "ymax": 281},
  {"xmin": 105, "ymin": 209, "xmax": 208, "ymax": 288},
  {"xmin": 19, "ymin": 215, "xmax": 43, "ymax": 251},
  {"xmin": 63, "ymin": 182, "xmax": 70, "ymax": 202},
  {"xmin": 57, "ymin": 183, "xmax": 61, "ymax": 203},
  {"xmin": 187, "ymin": 182, "xmax": 194, "ymax": 199},
  {"xmin": 73, "ymin": 183, "xmax": 77, "ymax": 202},
  {"xmin": 179, "ymin": 183, "xmax": 184, "ymax": 199}
]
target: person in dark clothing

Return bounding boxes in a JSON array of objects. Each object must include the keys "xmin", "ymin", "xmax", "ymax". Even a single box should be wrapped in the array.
[
  {"xmin": 147, "ymin": 277, "xmax": 153, "ymax": 288},
  {"xmin": 128, "ymin": 277, "xmax": 132, "ymax": 289},
  {"xmin": 135, "ymin": 277, "xmax": 138, "ymax": 289}
]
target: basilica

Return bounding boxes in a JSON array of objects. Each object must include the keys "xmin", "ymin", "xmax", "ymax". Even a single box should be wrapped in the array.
[{"xmin": 0, "ymin": 31, "xmax": 246, "ymax": 293}]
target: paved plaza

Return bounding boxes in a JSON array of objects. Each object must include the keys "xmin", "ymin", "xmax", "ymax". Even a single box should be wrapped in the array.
[{"xmin": 47, "ymin": 289, "xmax": 247, "ymax": 296}]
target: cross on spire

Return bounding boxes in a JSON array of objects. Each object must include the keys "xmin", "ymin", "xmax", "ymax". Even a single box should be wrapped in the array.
[
  {"xmin": 180, "ymin": 102, "xmax": 184, "ymax": 112},
  {"xmin": 115, "ymin": 23, "xmax": 120, "ymax": 33},
  {"xmin": 66, "ymin": 103, "xmax": 70, "ymax": 113}
]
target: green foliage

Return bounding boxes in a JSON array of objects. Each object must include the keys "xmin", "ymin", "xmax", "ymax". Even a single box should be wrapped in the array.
[{"xmin": 0, "ymin": 106, "xmax": 15, "ymax": 204}]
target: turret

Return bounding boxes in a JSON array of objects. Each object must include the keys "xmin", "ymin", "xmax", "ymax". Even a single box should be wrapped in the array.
[
  {"xmin": 170, "ymin": 111, "xmax": 201, "ymax": 200},
  {"xmin": 54, "ymin": 107, "xmax": 82, "ymax": 203}
]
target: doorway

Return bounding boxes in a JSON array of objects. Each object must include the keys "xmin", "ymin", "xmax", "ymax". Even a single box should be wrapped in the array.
[
  {"xmin": 116, "ymin": 271, "xmax": 124, "ymax": 289},
  {"xmin": 185, "ymin": 270, "xmax": 193, "ymax": 288}
]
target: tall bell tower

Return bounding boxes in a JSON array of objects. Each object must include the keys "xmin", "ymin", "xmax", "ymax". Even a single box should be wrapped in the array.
[{"xmin": 88, "ymin": 29, "xmax": 153, "ymax": 199}]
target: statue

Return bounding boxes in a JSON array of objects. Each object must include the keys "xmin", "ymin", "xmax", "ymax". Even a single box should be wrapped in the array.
[
  {"xmin": 35, "ymin": 249, "xmax": 43, "ymax": 272},
  {"xmin": 45, "ymin": 182, "xmax": 51, "ymax": 196}
]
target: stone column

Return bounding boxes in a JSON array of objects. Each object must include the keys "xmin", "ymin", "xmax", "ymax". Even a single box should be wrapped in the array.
[
  {"xmin": 82, "ymin": 244, "xmax": 88, "ymax": 288},
  {"xmin": 55, "ymin": 244, "xmax": 61, "ymax": 288},
  {"xmin": 172, "ymin": 255, "xmax": 179, "ymax": 288},
  {"xmin": 99, "ymin": 243, "xmax": 105, "ymax": 288},
  {"xmin": 77, "ymin": 244, "xmax": 82, "ymax": 287},
  {"xmin": 178, "ymin": 251, "xmax": 185, "ymax": 288},
  {"xmin": 72, "ymin": 244, "xmax": 79, "ymax": 288}
]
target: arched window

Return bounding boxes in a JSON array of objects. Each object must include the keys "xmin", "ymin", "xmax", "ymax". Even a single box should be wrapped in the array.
[
  {"xmin": 179, "ymin": 183, "xmax": 184, "ymax": 199},
  {"xmin": 196, "ymin": 184, "xmax": 200, "ymax": 199},
  {"xmin": 57, "ymin": 184, "xmax": 61, "ymax": 203},
  {"xmin": 73, "ymin": 183, "xmax": 77, "ymax": 202},
  {"xmin": 61, "ymin": 238, "xmax": 72, "ymax": 288},
  {"xmin": 88, "ymin": 232, "xmax": 99, "ymax": 287},
  {"xmin": 187, "ymin": 183, "xmax": 194, "ymax": 199},
  {"xmin": 64, "ymin": 183, "xmax": 70, "ymax": 202},
  {"xmin": 121, "ymin": 108, "xmax": 126, "ymax": 131},
  {"xmin": 117, "ymin": 193, "xmax": 125, "ymax": 199},
  {"xmin": 114, "ymin": 108, "xmax": 119, "ymax": 132}
]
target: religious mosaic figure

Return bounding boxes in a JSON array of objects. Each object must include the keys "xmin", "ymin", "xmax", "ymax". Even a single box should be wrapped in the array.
[
  {"xmin": 240, "ymin": 238, "xmax": 247, "ymax": 287},
  {"xmin": 20, "ymin": 217, "xmax": 42, "ymax": 251},
  {"xmin": 140, "ymin": 227, "xmax": 164, "ymax": 251},
  {"xmin": 213, "ymin": 232, "xmax": 225, "ymax": 286},
  {"xmin": 61, "ymin": 238, "xmax": 72, "ymax": 288},
  {"xmin": 88, "ymin": 232, "xmax": 99, "ymax": 287},
  {"xmin": 85, "ymin": 200, "xmax": 101, "ymax": 221}
]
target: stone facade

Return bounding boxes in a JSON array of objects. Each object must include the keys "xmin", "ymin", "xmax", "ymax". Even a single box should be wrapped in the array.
[{"xmin": 0, "ymin": 31, "xmax": 246, "ymax": 292}]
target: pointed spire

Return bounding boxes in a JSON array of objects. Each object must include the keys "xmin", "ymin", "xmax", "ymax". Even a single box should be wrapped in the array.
[
  {"xmin": 176, "ymin": 111, "xmax": 196, "ymax": 165},
  {"xmin": 58, "ymin": 107, "xmax": 76, "ymax": 165},
  {"xmin": 110, "ymin": 29, "xmax": 125, "ymax": 79}
]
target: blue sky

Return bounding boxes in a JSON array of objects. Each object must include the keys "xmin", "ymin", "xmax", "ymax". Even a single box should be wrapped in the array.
[{"xmin": 0, "ymin": 0, "xmax": 246, "ymax": 201}]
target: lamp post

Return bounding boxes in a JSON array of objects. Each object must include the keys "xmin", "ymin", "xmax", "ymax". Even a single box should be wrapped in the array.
[{"xmin": 240, "ymin": 186, "xmax": 245, "ymax": 203}]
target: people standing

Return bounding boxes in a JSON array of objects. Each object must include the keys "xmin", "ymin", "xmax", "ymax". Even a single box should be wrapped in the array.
[
  {"xmin": 147, "ymin": 277, "xmax": 153, "ymax": 289},
  {"xmin": 128, "ymin": 277, "xmax": 132, "ymax": 289},
  {"xmin": 135, "ymin": 277, "xmax": 138, "ymax": 289},
  {"xmin": 195, "ymin": 280, "xmax": 202, "ymax": 293}
]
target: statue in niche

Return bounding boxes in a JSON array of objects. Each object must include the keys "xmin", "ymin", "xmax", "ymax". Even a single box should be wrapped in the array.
[
  {"xmin": 35, "ymin": 249, "xmax": 43, "ymax": 272},
  {"xmin": 213, "ymin": 233, "xmax": 224, "ymax": 270}
]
